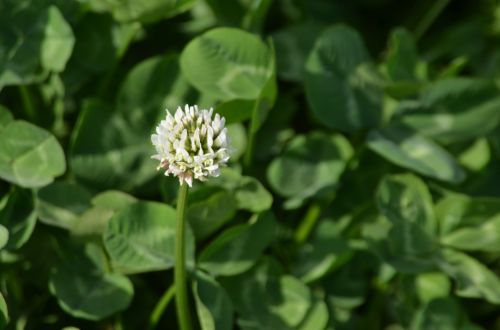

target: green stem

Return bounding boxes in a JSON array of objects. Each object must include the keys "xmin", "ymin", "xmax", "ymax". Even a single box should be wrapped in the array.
[
  {"xmin": 243, "ymin": 132, "xmax": 255, "ymax": 170},
  {"xmin": 243, "ymin": 101, "xmax": 259, "ymax": 170},
  {"xmin": 294, "ymin": 202, "xmax": 322, "ymax": 244},
  {"xmin": 100, "ymin": 243, "xmax": 113, "ymax": 273},
  {"xmin": 414, "ymin": 0, "xmax": 451, "ymax": 40},
  {"xmin": 98, "ymin": 26, "xmax": 139, "ymax": 97},
  {"xmin": 18, "ymin": 85, "xmax": 36, "ymax": 121},
  {"xmin": 242, "ymin": 0, "xmax": 273, "ymax": 33},
  {"xmin": 174, "ymin": 184, "xmax": 192, "ymax": 330},
  {"xmin": 114, "ymin": 314, "xmax": 124, "ymax": 330},
  {"xmin": 148, "ymin": 283, "xmax": 176, "ymax": 330}
]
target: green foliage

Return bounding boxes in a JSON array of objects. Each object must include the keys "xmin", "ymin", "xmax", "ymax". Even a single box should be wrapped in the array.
[
  {"xmin": 437, "ymin": 249, "xmax": 500, "ymax": 304},
  {"xmin": 0, "ymin": 1, "xmax": 76, "ymax": 86},
  {"xmin": 0, "ymin": 293, "xmax": 7, "ymax": 328},
  {"xmin": 69, "ymin": 53, "xmax": 189, "ymax": 191},
  {"xmin": 85, "ymin": 0, "xmax": 196, "ymax": 23},
  {"xmin": 0, "ymin": 188, "xmax": 37, "ymax": 249},
  {"xmin": 49, "ymin": 242, "xmax": 134, "ymax": 320},
  {"xmin": 198, "ymin": 211, "xmax": 276, "ymax": 276},
  {"xmin": 220, "ymin": 257, "xmax": 322, "ymax": 329},
  {"xmin": 305, "ymin": 25, "xmax": 382, "ymax": 132},
  {"xmin": 396, "ymin": 78, "xmax": 500, "ymax": 143},
  {"xmin": 187, "ymin": 188, "xmax": 237, "ymax": 240},
  {"xmin": 36, "ymin": 181, "xmax": 92, "ymax": 229},
  {"xmin": 2, "ymin": 0, "xmax": 500, "ymax": 329},
  {"xmin": 0, "ymin": 226, "xmax": 8, "ymax": 251},
  {"xmin": 103, "ymin": 201, "xmax": 195, "ymax": 273},
  {"xmin": 267, "ymin": 132, "xmax": 352, "ymax": 206},
  {"xmin": 193, "ymin": 271, "xmax": 233, "ymax": 330},
  {"xmin": 181, "ymin": 27, "xmax": 274, "ymax": 101},
  {"xmin": 0, "ymin": 114, "xmax": 66, "ymax": 187},
  {"xmin": 367, "ymin": 126, "xmax": 465, "ymax": 183}
]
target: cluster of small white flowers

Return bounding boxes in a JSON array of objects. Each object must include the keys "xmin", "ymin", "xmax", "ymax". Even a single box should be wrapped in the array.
[{"xmin": 151, "ymin": 105, "xmax": 230, "ymax": 187}]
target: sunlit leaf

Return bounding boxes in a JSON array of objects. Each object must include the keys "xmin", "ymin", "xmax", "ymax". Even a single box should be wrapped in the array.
[
  {"xmin": 435, "ymin": 194, "xmax": 500, "ymax": 236},
  {"xmin": 0, "ymin": 106, "xmax": 13, "ymax": 131},
  {"xmin": 181, "ymin": 27, "xmax": 274, "ymax": 100},
  {"xmin": 458, "ymin": 138, "xmax": 490, "ymax": 171},
  {"xmin": 0, "ymin": 225, "xmax": 8, "ymax": 251},
  {"xmin": 437, "ymin": 249, "xmax": 500, "ymax": 304},
  {"xmin": 415, "ymin": 273, "xmax": 451, "ymax": 304},
  {"xmin": 297, "ymin": 299, "xmax": 329, "ymax": 330},
  {"xmin": 233, "ymin": 176, "xmax": 273, "ymax": 212},
  {"xmin": 367, "ymin": 126, "xmax": 465, "ymax": 183},
  {"xmin": 210, "ymin": 168, "xmax": 273, "ymax": 212},
  {"xmin": 441, "ymin": 213, "xmax": 500, "ymax": 252},
  {"xmin": 104, "ymin": 201, "xmax": 195, "ymax": 274},
  {"xmin": 41, "ymin": 6, "xmax": 75, "ymax": 72},
  {"xmin": 0, "ymin": 120, "xmax": 66, "ymax": 188},
  {"xmin": 396, "ymin": 78, "xmax": 500, "ymax": 144}
]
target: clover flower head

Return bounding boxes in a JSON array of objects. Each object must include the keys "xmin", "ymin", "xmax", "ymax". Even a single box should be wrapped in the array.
[{"xmin": 151, "ymin": 104, "xmax": 231, "ymax": 187}]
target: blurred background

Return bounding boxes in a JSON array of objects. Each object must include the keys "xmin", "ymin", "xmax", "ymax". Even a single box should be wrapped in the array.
[{"xmin": 2, "ymin": 0, "xmax": 500, "ymax": 329}]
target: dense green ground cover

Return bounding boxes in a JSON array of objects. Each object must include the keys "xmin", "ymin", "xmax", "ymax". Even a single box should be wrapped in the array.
[{"xmin": 2, "ymin": 0, "xmax": 500, "ymax": 329}]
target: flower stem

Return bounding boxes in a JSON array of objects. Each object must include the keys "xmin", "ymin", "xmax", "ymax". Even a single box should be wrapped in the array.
[
  {"xmin": 148, "ymin": 283, "xmax": 175, "ymax": 330},
  {"xmin": 414, "ymin": 0, "xmax": 451, "ymax": 40},
  {"xmin": 243, "ymin": 101, "xmax": 259, "ymax": 170},
  {"xmin": 113, "ymin": 314, "xmax": 124, "ymax": 330},
  {"xmin": 18, "ymin": 85, "xmax": 36, "ymax": 122},
  {"xmin": 174, "ymin": 183, "xmax": 192, "ymax": 330},
  {"xmin": 294, "ymin": 202, "xmax": 322, "ymax": 244}
]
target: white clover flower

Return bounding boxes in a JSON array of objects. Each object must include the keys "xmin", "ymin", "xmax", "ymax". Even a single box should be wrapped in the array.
[{"xmin": 151, "ymin": 104, "xmax": 231, "ymax": 187}]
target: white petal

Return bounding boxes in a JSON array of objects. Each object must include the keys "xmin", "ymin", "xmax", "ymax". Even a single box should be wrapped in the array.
[
  {"xmin": 207, "ymin": 126, "xmax": 214, "ymax": 149},
  {"xmin": 152, "ymin": 104, "xmax": 230, "ymax": 185},
  {"xmin": 175, "ymin": 108, "xmax": 184, "ymax": 123},
  {"xmin": 214, "ymin": 132, "xmax": 226, "ymax": 147}
]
